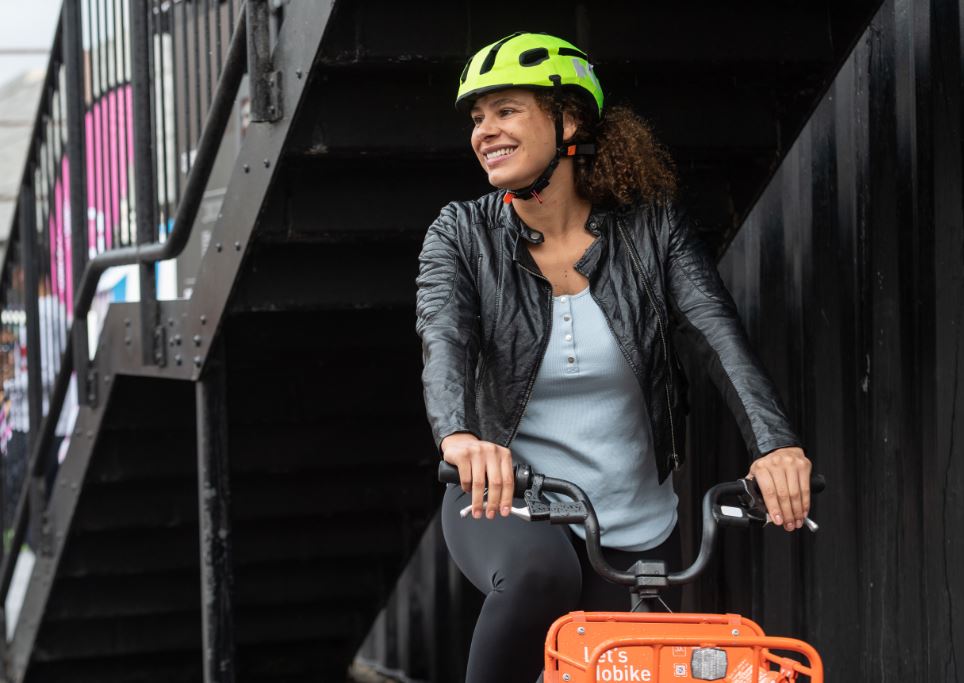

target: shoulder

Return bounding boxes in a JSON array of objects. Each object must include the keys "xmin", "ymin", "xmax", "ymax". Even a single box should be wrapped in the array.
[
  {"xmin": 428, "ymin": 190, "xmax": 508, "ymax": 242},
  {"xmin": 438, "ymin": 190, "xmax": 506, "ymax": 226},
  {"xmin": 608, "ymin": 198, "xmax": 673, "ymax": 238}
]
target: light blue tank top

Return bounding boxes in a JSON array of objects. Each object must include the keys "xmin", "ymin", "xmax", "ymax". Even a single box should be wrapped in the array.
[{"xmin": 510, "ymin": 286, "xmax": 678, "ymax": 551}]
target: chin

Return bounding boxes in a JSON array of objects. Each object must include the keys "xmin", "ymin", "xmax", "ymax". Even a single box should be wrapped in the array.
[{"xmin": 486, "ymin": 170, "xmax": 536, "ymax": 191}]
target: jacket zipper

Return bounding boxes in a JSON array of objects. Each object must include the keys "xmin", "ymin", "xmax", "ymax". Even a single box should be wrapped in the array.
[
  {"xmin": 615, "ymin": 217, "xmax": 680, "ymax": 470},
  {"xmin": 505, "ymin": 264, "xmax": 554, "ymax": 445}
]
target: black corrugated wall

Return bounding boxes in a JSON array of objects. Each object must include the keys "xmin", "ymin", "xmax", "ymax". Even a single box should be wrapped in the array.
[{"xmin": 679, "ymin": 0, "xmax": 963, "ymax": 678}]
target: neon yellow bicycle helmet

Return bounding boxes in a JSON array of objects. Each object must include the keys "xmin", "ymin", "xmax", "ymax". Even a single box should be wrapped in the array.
[
  {"xmin": 456, "ymin": 32, "xmax": 603, "ymax": 202},
  {"xmin": 456, "ymin": 32, "xmax": 604, "ymax": 116}
]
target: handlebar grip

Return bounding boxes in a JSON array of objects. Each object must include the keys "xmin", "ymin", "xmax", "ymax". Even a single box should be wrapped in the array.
[
  {"xmin": 437, "ymin": 461, "xmax": 534, "ymax": 493},
  {"xmin": 811, "ymin": 473, "xmax": 826, "ymax": 494},
  {"xmin": 437, "ymin": 461, "xmax": 461, "ymax": 485}
]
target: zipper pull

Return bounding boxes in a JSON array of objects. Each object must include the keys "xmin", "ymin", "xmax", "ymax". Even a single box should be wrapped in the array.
[{"xmin": 670, "ymin": 452, "xmax": 680, "ymax": 470}]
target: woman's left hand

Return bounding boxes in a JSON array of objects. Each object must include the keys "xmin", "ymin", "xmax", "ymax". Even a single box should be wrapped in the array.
[{"xmin": 746, "ymin": 446, "xmax": 812, "ymax": 532}]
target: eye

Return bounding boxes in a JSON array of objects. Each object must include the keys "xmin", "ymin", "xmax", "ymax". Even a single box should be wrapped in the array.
[
  {"xmin": 471, "ymin": 114, "xmax": 484, "ymax": 126},
  {"xmin": 499, "ymin": 108, "xmax": 516, "ymax": 117}
]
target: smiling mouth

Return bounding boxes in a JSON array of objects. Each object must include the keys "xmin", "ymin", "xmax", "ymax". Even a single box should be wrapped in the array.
[{"xmin": 484, "ymin": 146, "xmax": 518, "ymax": 162}]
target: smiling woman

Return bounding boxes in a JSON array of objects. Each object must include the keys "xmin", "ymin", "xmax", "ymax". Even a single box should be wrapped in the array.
[
  {"xmin": 469, "ymin": 87, "xmax": 678, "ymax": 209},
  {"xmin": 416, "ymin": 31, "xmax": 812, "ymax": 683}
]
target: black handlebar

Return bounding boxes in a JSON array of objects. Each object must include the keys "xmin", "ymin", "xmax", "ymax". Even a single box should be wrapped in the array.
[
  {"xmin": 438, "ymin": 461, "xmax": 825, "ymax": 588},
  {"xmin": 438, "ymin": 459, "xmax": 537, "ymax": 492}
]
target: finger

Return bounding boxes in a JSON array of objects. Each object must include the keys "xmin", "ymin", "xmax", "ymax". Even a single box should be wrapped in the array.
[
  {"xmin": 768, "ymin": 467, "xmax": 795, "ymax": 532},
  {"xmin": 485, "ymin": 447, "xmax": 501, "ymax": 519},
  {"xmin": 499, "ymin": 448, "xmax": 514, "ymax": 516},
  {"xmin": 470, "ymin": 448, "xmax": 486, "ymax": 519},
  {"xmin": 785, "ymin": 467, "xmax": 804, "ymax": 530},
  {"xmin": 799, "ymin": 461, "xmax": 812, "ymax": 519},
  {"xmin": 753, "ymin": 468, "xmax": 784, "ymax": 527},
  {"xmin": 456, "ymin": 455, "xmax": 473, "ymax": 494}
]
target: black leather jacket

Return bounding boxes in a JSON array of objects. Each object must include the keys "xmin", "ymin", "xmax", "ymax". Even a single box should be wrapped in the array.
[{"xmin": 415, "ymin": 191, "xmax": 801, "ymax": 483}]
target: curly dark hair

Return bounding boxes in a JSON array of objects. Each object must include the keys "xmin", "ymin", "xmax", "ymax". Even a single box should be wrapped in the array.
[{"xmin": 534, "ymin": 90, "xmax": 678, "ymax": 207}]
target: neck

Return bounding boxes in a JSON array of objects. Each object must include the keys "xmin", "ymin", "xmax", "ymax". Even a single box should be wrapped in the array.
[{"xmin": 510, "ymin": 162, "xmax": 591, "ymax": 239}]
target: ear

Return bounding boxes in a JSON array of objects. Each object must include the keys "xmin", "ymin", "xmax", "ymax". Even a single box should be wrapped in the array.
[{"xmin": 561, "ymin": 109, "xmax": 580, "ymax": 142}]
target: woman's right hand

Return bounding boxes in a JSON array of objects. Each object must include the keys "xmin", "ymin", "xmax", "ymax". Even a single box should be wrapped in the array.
[{"xmin": 441, "ymin": 433, "xmax": 514, "ymax": 520}]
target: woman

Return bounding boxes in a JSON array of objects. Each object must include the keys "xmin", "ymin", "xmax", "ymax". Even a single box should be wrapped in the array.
[{"xmin": 415, "ymin": 32, "xmax": 812, "ymax": 682}]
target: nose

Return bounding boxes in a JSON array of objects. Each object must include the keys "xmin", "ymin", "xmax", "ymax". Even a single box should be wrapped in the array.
[{"xmin": 472, "ymin": 114, "xmax": 499, "ymax": 143}]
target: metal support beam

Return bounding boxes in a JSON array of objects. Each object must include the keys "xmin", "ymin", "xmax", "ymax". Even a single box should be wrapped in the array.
[
  {"xmin": 130, "ymin": 0, "xmax": 161, "ymax": 368},
  {"xmin": 18, "ymin": 184, "xmax": 42, "ymax": 453},
  {"xmin": 197, "ymin": 337, "xmax": 235, "ymax": 683},
  {"xmin": 17, "ymin": 180, "xmax": 51, "ymax": 594},
  {"xmin": 63, "ymin": 0, "xmax": 91, "ymax": 406},
  {"xmin": 246, "ymin": 0, "xmax": 282, "ymax": 122}
]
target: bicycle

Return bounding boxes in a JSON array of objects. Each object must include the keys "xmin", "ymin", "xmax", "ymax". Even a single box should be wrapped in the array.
[{"xmin": 438, "ymin": 462, "xmax": 824, "ymax": 682}]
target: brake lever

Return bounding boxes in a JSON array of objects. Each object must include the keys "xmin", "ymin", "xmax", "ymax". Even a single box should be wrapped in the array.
[
  {"xmin": 738, "ymin": 479, "xmax": 819, "ymax": 533},
  {"xmin": 458, "ymin": 501, "xmax": 532, "ymax": 520}
]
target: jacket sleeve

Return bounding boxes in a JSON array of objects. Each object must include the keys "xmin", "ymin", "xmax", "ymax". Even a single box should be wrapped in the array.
[
  {"xmin": 415, "ymin": 204, "xmax": 483, "ymax": 450},
  {"xmin": 663, "ymin": 203, "xmax": 802, "ymax": 458}
]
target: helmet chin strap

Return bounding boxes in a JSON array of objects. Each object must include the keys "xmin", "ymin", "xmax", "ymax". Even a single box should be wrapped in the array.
[{"xmin": 503, "ymin": 79, "xmax": 597, "ymax": 205}]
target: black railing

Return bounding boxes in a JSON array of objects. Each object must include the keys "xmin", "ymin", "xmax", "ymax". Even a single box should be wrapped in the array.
[{"xmin": 0, "ymin": 0, "xmax": 259, "ymax": 659}]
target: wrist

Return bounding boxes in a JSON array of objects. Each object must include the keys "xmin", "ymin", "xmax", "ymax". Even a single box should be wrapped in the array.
[{"xmin": 441, "ymin": 432, "xmax": 480, "ymax": 453}]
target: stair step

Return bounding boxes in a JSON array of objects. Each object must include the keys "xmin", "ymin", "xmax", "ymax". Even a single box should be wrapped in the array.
[
  {"xmin": 84, "ymin": 429, "xmax": 197, "ymax": 483},
  {"xmin": 44, "ymin": 572, "xmax": 199, "ymax": 620},
  {"xmin": 58, "ymin": 527, "xmax": 199, "ymax": 577},
  {"xmin": 230, "ymin": 469, "xmax": 439, "ymax": 521},
  {"xmin": 225, "ymin": 348, "xmax": 425, "ymax": 424},
  {"xmin": 99, "ymin": 377, "xmax": 195, "ymax": 431},
  {"xmin": 256, "ymin": 159, "xmax": 488, "ymax": 242},
  {"xmin": 232, "ymin": 516, "xmax": 419, "ymax": 566},
  {"xmin": 44, "ymin": 562, "xmax": 391, "ymax": 624},
  {"xmin": 236, "ymin": 562, "xmax": 389, "ymax": 607},
  {"xmin": 231, "ymin": 240, "xmax": 423, "ymax": 313},
  {"xmin": 72, "ymin": 478, "xmax": 198, "ymax": 532},
  {"xmin": 26, "ymin": 653, "xmax": 202, "ymax": 683},
  {"xmin": 319, "ymin": 1, "xmax": 839, "ymax": 68},
  {"xmin": 237, "ymin": 639, "xmax": 359, "ymax": 680},
  {"xmin": 225, "ymin": 309, "xmax": 425, "ymax": 355},
  {"xmin": 33, "ymin": 612, "xmax": 201, "ymax": 661},
  {"xmin": 229, "ymin": 423, "xmax": 436, "ymax": 474}
]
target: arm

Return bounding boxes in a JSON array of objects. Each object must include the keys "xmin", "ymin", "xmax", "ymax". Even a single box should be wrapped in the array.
[
  {"xmin": 415, "ymin": 205, "xmax": 513, "ymax": 518},
  {"xmin": 663, "ymin": 203, "xmax": 811, "ymax": 531},
  {"xmin": 415, "ymin": 204, "xmax": 483, "ymax": 447}
]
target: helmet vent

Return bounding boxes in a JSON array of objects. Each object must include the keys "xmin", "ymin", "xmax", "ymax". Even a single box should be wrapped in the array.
[
  {"xmin": 459, "ymin": 60, "xmax": 470, "ymax": 84},
  {"xmin": 478, "ymin": 32, "xmax": 523, "ymax": 75},
  {"xmin": 557, "ymin": 47, "xmax": 589, "ymax": 61},
  {"xmin": 519, "ymin": 47, "xmax": 549, "ymax": 67}
]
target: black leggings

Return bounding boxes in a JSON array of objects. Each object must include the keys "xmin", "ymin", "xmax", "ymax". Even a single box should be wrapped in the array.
[{"xmin": 442, "ymin": 484, "xmax": 682, "ymax": 683}]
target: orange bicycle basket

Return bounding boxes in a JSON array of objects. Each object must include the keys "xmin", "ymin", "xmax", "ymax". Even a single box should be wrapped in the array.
[{"xmin": 545, "ymin": 612, "xmax": 823, "ymax": 683}]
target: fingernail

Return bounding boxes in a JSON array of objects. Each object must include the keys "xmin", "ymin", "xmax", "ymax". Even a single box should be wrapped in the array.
[
  {"xmin": 502, "ymin": 506, "xmax": 510, "ymax": 516},
  {"xmin": 786, "ymin": 523, "xmax": 794, "ymax": 532},
  {"xmin": 774, "ymin": 514, "xmax": 783, "ymax": 525},
  {"xmin": 796, "ymin": 519, "xmax": 803, "ymax": 529},
  {"xmin": 473, "ymin": 510, "xmax": 481, "ymax": 519},
  {"xmin": 486, "ymin": 510, "xmax": 495, "ymax": 519}
]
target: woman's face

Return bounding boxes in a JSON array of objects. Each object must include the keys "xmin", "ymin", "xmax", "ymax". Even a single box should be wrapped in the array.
[{"xmin": 469, "ymin": 88, "xmax": 558, "ymax": 190}]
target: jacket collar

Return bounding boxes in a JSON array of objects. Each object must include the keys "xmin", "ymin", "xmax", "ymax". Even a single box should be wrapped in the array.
[
  {"xmin": 500, "ymin": 204, "xmax": 615, "ymax": 277},
  {"xmin": 499, "ymin": 199, "xmax": 612, "ymax": 245}
]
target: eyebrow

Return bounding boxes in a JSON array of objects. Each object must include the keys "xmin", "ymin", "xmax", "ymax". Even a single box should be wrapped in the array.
[{"xmin": 471, "ymin": 96, "xmax": 527, "ymax": 114}]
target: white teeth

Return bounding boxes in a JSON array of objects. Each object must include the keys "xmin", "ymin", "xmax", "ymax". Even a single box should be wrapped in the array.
[{"xmin": 485, "ymin": 147, "xmax": 516, "ymax": 160}]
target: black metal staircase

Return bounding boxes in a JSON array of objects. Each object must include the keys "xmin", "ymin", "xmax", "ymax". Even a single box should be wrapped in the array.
[{"xmin": 0, "ymin": 2, "xmax": 884, "ymax": 681}]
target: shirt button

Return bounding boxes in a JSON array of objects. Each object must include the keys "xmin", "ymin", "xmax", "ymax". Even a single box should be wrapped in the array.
[
  {"xmin": 560, "ymin": 296, "xmax": 568, "ymax": 303},
  {"xmin": 565, "ymin": 334, "xmax": 572, "ymax": 341},
  {"xmin": 529, "ymin": 231, "xmax": 540, "ymax": 240},
  {"xmin": 563, "ymin": 315, "xmax": 571, "ymax": 322},
  {"xmin": 567, "ymin": 356, "xmax": 575, "ymax": 364}
]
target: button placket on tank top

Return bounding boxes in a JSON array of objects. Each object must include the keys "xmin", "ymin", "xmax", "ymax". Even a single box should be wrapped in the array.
[{"xmin": 557, "ymin": 293, "xmax": 579, "ymax": 374}]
